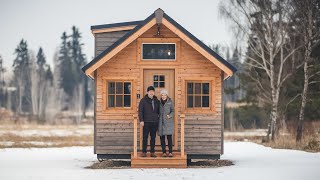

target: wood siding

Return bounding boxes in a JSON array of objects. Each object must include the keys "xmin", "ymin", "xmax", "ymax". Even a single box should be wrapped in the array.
[
  {"xmin": 94, "ymin": 24, "xmax": 223, "ymax": 155},
  {"xmin": 94, "ymin": 31, "xmax": 130, "ymax": 57}
]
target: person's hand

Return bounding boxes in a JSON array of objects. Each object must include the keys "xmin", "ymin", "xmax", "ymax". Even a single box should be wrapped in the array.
[
  {"xmin": 140, "ymin": 122, "xmax": 144, "ymax": 126},
  {"xmin": 167, "ymin": 115, "xmax": 170, "ymax": 118}
]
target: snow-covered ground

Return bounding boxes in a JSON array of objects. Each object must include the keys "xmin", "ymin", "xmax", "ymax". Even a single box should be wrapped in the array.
[{"xmin": 0, "ymin": 142, "xmax": 319, "ymax": 180}]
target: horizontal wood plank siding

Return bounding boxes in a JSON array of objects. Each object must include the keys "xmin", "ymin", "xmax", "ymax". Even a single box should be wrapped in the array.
[{"xmin": 95, "ymin": 31, "xmax": 130, "ymax": 57}]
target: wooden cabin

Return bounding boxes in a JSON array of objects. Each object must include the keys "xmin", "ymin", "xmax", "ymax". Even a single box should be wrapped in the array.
[{"xmin": 82, "ymin": 8, "xmax": 236, "ymax": 168}]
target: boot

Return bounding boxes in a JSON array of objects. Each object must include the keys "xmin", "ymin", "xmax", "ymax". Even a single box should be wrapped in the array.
[{"xmin": 150, "ymin": 153, "xmax": 157, "ymax": 158}]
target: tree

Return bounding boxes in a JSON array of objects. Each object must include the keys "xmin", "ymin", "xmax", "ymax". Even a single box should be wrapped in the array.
[
  {"xmin": 0, "ymin": 55, "xmax": 6, "ymax": 108},
  {"xmin": 31, "ymin": 47, "xmax": 53, "ymax": 122},
  {"xmin": 291, "ymin": 0, "xmax": 320, "ymax": 142},
  {"xmin": 57, "ymin": 27, "xmax": 90, "ymax": 122},
  {"xmin": 59, "ymin": 31, "xmax": 76, "ymax": 97},
  {"xmin": 69, "ymin": 26, "xmax": 88, "ymax": 119},
  {"xmin": 220, "ymin": 0, "xmax": 302, "ymax": 141},
  {"xmin": 12, "ymin": 39, "xmax": 32, "ymax": 114}
]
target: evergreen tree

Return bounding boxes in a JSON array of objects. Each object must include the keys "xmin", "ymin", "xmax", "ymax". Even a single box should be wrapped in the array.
[
  {"xmin": 0, "ymin": 55, "xmax": 6, "ymax": 108},
  {"xmin": 12, "ymin": 39, "xmax": 32, "ymax": 113},
  {"xmin": 59, "ymin": 31, "xmax": 76, "ymax": 97}
]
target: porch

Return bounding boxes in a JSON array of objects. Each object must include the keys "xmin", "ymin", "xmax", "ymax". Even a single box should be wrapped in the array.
[{"xmin": 131, "ymin": 114, "xmax": 187, "ymax": 168}]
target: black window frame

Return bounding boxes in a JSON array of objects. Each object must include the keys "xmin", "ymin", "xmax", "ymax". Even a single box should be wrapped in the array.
[
  {"xmin": 186, "ymin": 81, "xmax": 211, "ymax": 109},
  {"xmin": 142, "ymin": 43, "xmax": 176, "ymax": 60},
  {"xmin": 107, "ymin": 81, "xmax": 132, "ymax": 108}
]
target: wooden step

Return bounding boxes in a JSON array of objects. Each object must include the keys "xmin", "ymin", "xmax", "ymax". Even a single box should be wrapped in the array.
[{"xmin": 131, "ymin": 152, "xmax": 187, "ymax": 168}]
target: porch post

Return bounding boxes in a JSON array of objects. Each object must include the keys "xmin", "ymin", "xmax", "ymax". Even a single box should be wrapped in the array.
[
  {"xmin": 133, "ymin": 114, "xmax": 138, "ymax": 158},
  {"xmin": 180, "ymin": 114, "xmax": 185, "ymax": 158}
]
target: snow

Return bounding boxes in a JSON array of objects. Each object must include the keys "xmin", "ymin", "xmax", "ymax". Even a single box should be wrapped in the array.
[{"xmin": 0, "ymin": 142, "xmax": 319, "ymax": 180}]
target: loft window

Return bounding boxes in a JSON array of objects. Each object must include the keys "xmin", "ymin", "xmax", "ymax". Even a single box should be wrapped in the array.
[
  {"xmin": 187, "ymin": 82, "xmax": 210, "ymax": 108},
  {"xmin": 142, "ymin": 43, "xmax": 176, "ymax": 60},
  {"xmin": 108, "ymin": 81, "xmax": 131, "ymax": 108}
]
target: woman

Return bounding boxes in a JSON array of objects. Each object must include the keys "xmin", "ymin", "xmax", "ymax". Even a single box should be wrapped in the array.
[{"xmin": 158, "ymin": 89, "xmax": 175, "ymax": 157}]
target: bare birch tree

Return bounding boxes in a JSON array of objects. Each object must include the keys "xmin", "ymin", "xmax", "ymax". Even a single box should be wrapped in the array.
[
  {"xmin": 293, "ymin": 0, "xmax": 320, "ymax": 142},
  {"xmin": 220, "ymin": 0, "xmax": 302, "ymax": 140}
]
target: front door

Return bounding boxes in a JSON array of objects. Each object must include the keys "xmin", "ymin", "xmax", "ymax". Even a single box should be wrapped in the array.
[{"xmin": 142, "ymin": 69, "xmax": 175, "ymax": 150}]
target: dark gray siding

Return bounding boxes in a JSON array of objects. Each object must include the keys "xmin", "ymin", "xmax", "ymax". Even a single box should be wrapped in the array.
[{"xmin": 95, "ymin": 31, "xmax": 131, "ymax": 57}]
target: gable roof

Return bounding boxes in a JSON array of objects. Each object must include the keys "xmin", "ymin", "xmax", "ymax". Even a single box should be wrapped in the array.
[{"xmin": 82, "ymin": 9, "xmax": 237, "ymax": 79}]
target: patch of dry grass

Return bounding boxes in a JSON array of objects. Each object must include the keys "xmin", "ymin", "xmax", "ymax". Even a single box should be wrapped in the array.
[
  {"xmin": 226, "ymin": 121, "xmax": 320, "ymax": 152},
  {"xmin": 0, "ymin": 123, "xmax": 93, "ymax": 148},
  {"xmin": 86, "ymin": 160, "xmax": 131, "ymax": 169},
  {"xmin": 257, "ymin": 134, "xmax": 320, "ymax": 152},
  {"xmin": 86, "ymin": 159, "xmax": 234, "ymax": 169},
  {"xmin": 0, "ymin": 134, "xmax": 93, "ymax": 148},
  {"xmin": 188, "ymin": 159, "xmax": 234, "ymax": 168}
]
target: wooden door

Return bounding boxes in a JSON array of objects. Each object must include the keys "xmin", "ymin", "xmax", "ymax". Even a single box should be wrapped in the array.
[{"xmin": 142, "ymin": 69, "xmax": 175, "ymax": 149}]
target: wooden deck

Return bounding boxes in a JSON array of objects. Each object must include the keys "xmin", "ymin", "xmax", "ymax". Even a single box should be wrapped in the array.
[
  {"xmin": 131, "ymin": 114, "xmax": 186, "ymax": 168},
  {"xmin": 131, "ymin": 152, "xmax": 187, "ymax": 168}
]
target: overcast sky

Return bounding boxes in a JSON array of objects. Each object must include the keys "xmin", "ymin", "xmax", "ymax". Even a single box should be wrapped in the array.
[{"xmin": 0, "ymin": 0, "xmax": 234, "ymax": 72}]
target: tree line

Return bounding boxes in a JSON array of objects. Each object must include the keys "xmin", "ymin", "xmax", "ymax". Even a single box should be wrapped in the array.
[
  {"xmin": 0, "ymin": 26, "xmax": 92, "ymax": 124},
  {"xmin": 219, "ymin": 0, "xmax": 320, "ymax": 142}
]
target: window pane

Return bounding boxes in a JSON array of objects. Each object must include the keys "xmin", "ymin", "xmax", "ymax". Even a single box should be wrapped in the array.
[
  {"xmin": 195, "ymin": 96, "xmax": 201, "ymax": 107},
  {"xmin": 202, "ymin": 96, "xmax": 209, "ymax": 107},
  {"xmin": 124, "ymin": 95, "xmax": 131, "ymax": 107},
  {"xmin": 159, "ymin": 75, "xmax": 165, "ymax": 81},
  {"xmin": 202, "ymin": 83, "xmax": 209, "ymax": 94},
  {"xmin": 108, "ymin": 82, "xmax": 115, "ymax": 94},
  {"xmin": 124, "ymin": 82, "xmax": 131, "ymax": 94},
  {"xmin": 187, "ymin": 96, "xmax": 193, "ymax": 108},
  {"xmin": 142, "ymin": 44, "xmax": 175, "ymax": 60},
  {"xmin": 108, "ymin": 95, "xmax": 115, "ymax": 107},
  {"xmin": 159, "ymin": 82, "xmax": 165, "ymax": 88},
  {"xmin": 195, "ymin": 83, "xmax": 201, "ymax": 94},
  {"xmin": 154, "ymin": 82, "xmax": 159, "ymax": 88},
  {"xmin": 154, "ymin": 75, "xmax": 158, "ymax": 81},
  {"xmin": 116, "ymin": 82, "xmax": 123, "ymax": 94},
  {"xmin": 116, "ymin": 95, "xmax": 123, "ymax": 107},
  {"xmin": 187, "ymin": 83, "xmax": 193, "ymax": 94}
]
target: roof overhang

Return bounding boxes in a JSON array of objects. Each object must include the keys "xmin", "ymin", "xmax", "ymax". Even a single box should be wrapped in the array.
[
  {"xmin": 82, "ymin": 8, "xmax": 237, "ymax": 80},
  {"xmin": 91, "ymin": 21, "xmax": 143, "ymax": 34},
  {"xmin": 92, "ymin": 25, "xmax": 137, "ymax": 34}
]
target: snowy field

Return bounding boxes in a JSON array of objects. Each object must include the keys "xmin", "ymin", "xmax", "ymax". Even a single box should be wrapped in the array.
[{"xmin": 0, "ymin": 142, "xmax": 319, "ymax": 180}]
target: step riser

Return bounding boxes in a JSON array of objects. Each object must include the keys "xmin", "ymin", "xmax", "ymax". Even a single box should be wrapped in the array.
[
  {"xmin": 131, "ymin": 152, "xmax": 187, "ymax": 168},
  {"xmin": 132, "ymin": 165, "xmax": 187, "ymax": 168},
  {"xmin": 132, "ymin": 160, "xmax": 186, "ymax": 164}
]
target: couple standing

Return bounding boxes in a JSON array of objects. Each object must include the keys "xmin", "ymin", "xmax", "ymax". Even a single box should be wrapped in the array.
[{"xmin": 138, "ymin": 86, "xmax": 174, "ymax": 158}]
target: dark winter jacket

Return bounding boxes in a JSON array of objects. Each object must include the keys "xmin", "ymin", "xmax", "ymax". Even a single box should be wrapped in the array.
[
  {"xmin": 138, "ymin": 94, "xmax": 160, "ymax": 123},
  {"xmin": 158, "ymin": 97, "xmax": 174, "ymax": 136}
]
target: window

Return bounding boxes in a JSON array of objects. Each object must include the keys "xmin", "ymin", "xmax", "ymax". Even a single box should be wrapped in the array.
[
  {"xmin": 142, "ymin": 43, "xmax": 176, "ymax": 60},
  {"xmin": 187, "ymin": 82, "xmax": 210, "ymax": 108},
  {"xmin": 107, "ymin": 81, "xmax": 131, "ymax": 108},
  {"xmin": 153, "ymin": 75, "xmax": 165, "ymax": 88}
]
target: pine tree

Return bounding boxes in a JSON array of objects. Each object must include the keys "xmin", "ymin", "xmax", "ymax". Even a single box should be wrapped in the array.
[
  {"xmin": 34, "ymin": 47, "xmax": 48, "ymax": 122},
  {"xmin": 12, "ymin": 39, "xmax": 32, "ymax": 114},
  {"xmin": 0, "ymin": 55, "xmax": 6, "ymax": 108},
  {"xmin": 59, "ymin": 31, "xmax": 76, "ymax": 97},
  {"xmin": 69, "ymin": 26, "xmax": 89, "ymax": 119}
]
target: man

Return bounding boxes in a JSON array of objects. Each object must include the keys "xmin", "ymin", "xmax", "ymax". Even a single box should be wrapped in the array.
[{"xmin": 138, "ymin": 86, "xmax": 160, "ymax": 157}]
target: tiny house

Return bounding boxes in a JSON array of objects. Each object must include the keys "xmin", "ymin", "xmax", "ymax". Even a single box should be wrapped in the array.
[{"xmin": 82, "ymin": 8, "xmax": 236, "ymax": 168}]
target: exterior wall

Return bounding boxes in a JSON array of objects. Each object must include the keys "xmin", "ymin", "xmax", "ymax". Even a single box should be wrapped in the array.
[
  {"xmin": 94, "ymin": 31, "xmax": 130, "ymax": 57},
  {"xmin": 94, "ymin": 24, "xmax": 223, "ymax": 155}
]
